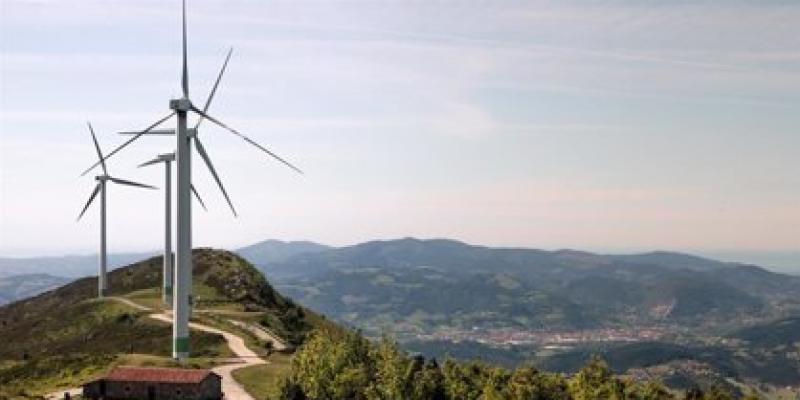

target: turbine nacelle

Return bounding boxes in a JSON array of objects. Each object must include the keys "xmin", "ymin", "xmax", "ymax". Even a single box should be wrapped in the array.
[
  {"xmin": 78, "ymin": 124, "xmax": 157, "ymax": 221},
  {"xmin": 138, "ymin": 152, "xmax": 207, "ymax": 211},
  {"xmin": 158, "ymin": 153, "xmax": 176, "ymax": 162},
  {"xmin": 118, "ymin": 128, "xmax": 195, "ymax": 137}
]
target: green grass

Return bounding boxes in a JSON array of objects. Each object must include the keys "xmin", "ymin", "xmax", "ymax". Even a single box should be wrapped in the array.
[
  {"xmin": 124, "ymin": 287, "xmax": 165, "ymax": 309},
  {"xmin": 0, "ymin": 248, "xmax": 323, "ymax": 398},
  {"xmin": 122, "ymin": 283, "xmax": 246, "ymax": 312},
  {"xmin": 0, "ymin": 297, "xmax": 231, "ymax": 398},
  {"xmin": 233, "ymin": 353, "xmax": 293, "ymax": 400},
  {"xmin": 117, "ymin": 353, "xmax": 228, "ymax": 369}
]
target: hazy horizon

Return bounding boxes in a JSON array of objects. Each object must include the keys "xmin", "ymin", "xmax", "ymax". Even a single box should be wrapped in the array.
[
  {"xmin": 2, "ymin": 2, "xmax": 798, "ymax": 262},
  {"xmin": 0, "ymin": 236, "xmax": 797, "ymax": 275}
]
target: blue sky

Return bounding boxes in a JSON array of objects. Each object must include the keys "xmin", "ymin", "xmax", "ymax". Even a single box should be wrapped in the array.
[{"xmin": 1, "ymin": 1, "xmax": 798, "ymax": 269}]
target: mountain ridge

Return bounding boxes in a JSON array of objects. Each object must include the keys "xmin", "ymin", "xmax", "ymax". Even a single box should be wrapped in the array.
[{"xmin": 255, "ymin": 238, "xmax": 799, "ymax": 336}]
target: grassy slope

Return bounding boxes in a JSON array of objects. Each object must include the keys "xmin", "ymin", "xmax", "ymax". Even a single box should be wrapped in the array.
[
  {"xmin": 0, "ymin": 248, "xmax": 327, "ymax": 399},
  {"xmin": 0, "ymin": 297, "xmax": 229, "ymax": 398},
  {"xmin": 233, "ymin": 354, "xmax": 293, "ymax": 400}
]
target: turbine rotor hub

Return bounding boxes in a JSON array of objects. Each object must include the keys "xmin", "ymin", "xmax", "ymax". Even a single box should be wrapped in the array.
[{"xmin": 169, "ymin": 98, "xmax": 193, "ymax": 112}]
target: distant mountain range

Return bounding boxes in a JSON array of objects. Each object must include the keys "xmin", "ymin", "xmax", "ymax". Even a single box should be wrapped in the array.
[
  {"xmin": 3, "ymin": 239, "xmax": 798, "ymax": 322},
  {"xmin": 0, "ymin": 274, "xmax": 72, "ymax": 305},
  {"xmin": 251, "ymin": 238, "xmax": 800, "ymax": 333},
  {"xmin": 0, "ymin": 240, "xmax": 329, "ymax": 279},
  {"xmin": 236, "ymin": 239, "xmax": 331, "ymax": 265},
  {"xmin": 0, "ymin": 252, "xmax": 157, "ymax": 305},
  {"xmin": 0, "ymin": 252, "xmax": 156, "ymax": 278}
]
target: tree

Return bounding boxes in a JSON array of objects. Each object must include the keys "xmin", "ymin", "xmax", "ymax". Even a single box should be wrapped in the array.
[
  {"xmin": 508, "ymin": 366, "xmax": 570, "ymax": 400},
  {"xmin": 410, "ymin": 358, "xmax": 446, "ymax": 400},
  {"xmin": 741, "ymin": 391, "xmax": 762, "ymax": 400},
  {"xmin": 703, "ymin": 387, "xmax": 734, "ymax": 400},
  {"xmin": 280, "ymin": 328, "xmax": 698, "ymax": 400},
  {"xmin": 331, "ymin": 365, "xmax": 371, "ymax": 400},
  {"xmin": 366, "ymin": 335, "xmax": 410, "ymax": 400},
  {"xmin": 279, "ymin": 377, "xmax": 307, "ymax": 400},
  {"xmin": 625, "ymin": 379, "xmax": 674, "ymax": 400},
  {"xmin": 442, "ymin": 358, "xmax": 482, "ymax": 400},
  {"xmin": 684, "ymin": 387, "xmax": 705, "ymax": 400},
  {"xmin": 288, "ymin": 330, "xmax": 338, "ymax": 399},
  {"xmin": 567, "ymin": 356, "xmax": 625, "ymax": 400},
  {"xmin": 479, "ymin": 364, "xmax": 510, "ymax": 400}
]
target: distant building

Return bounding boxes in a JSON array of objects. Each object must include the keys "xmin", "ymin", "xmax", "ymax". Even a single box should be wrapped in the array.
[{"xmin": 82, "ymin": 366, "xmax": 222, "ymax": 400}]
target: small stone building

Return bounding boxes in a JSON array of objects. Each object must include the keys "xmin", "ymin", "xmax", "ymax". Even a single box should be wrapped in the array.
[{"xmin": 82, "ymin": 366, "xmax": 222, "ymax": 400}]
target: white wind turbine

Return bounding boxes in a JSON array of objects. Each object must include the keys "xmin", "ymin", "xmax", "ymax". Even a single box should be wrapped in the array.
[
  {"xmin": 78, "ymin": 123, "xmax": 157, "ymax": 298},
  {"xmin": 122, "ymin": 48, "xmax": 239, "ymax": 219},
  {"xmin": 80, "ymin": 0, "xmax": 302, "ymax": 359},
  {"xmin": 138, "ymin": 152, "xmax": 207, "ymax": 309}
]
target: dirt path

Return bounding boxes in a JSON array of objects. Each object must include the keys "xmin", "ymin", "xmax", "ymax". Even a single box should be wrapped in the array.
[
  {"xmin": 113, "ymin": 297, "xmax": 286, "ymax": 350},
  {"xmin": 45, "ymin": 388, "xmax": 81, "ymax": 400},
  {"xmin": 148, "ymin": 313, "xmax": 265, "ymax": 399},
  {"xmin": 111, "ymin": 296, "xmax": 150, "ymax": 311},
  {"xmin": 46, "ymin": 297, "xmax": 268, "ymax": 400},
  {"xmin": 227, "ymin": 319, "xmax": 288, "ymax": 351}
]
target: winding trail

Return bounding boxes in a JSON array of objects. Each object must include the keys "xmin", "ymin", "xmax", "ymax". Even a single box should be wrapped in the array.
[
  {"xmin": 227, "ymin": 318, "xmax": 288, "ymax": 351},
  {"xmin": 46, "ymin": 297, "xmax": 269, "ymax": 400}
]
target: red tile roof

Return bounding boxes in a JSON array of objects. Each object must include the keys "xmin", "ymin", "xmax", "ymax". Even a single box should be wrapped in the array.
[{"xmin": 104, "ymin": 367, "xmax": 216, "ymax": 383}]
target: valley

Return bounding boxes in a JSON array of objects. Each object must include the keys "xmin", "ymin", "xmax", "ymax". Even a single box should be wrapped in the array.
[{"xmin": 247, "ymin": 238, "xmax": 800, "ymax": 395}]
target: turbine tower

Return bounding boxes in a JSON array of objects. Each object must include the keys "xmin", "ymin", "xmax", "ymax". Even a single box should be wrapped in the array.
[
  {"xmin": 80, "ymin": 0, "xmax": 302, "ymax": 359},
  {"xmin": 78, "ymin": 123, "xmax": 157, "ymax": 298},
  {"xmin": 139, "ymin": 152, "xmax": 207, "ymax": 309}
]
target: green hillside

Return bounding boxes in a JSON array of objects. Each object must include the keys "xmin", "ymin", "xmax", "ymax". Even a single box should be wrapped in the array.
[{"xmin": 0, "ymin": 248, "xmax": 322, "ymax": 398}]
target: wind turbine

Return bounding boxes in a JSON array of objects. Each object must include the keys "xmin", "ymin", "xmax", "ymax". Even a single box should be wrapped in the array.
[
  {"xmin": 121, "ymin": 48, "xmax": 239, "ymax": 218},
  {"xmin": 139, "ymin": 152, "xmax": 207, "ymax": 309},
  {"xmin": 80, "ymin": 0, "xmax": 302, "ymax": 359},
  {"xmin": 78, "ymin": 123, "xmax": 157, "ymax": 298}
]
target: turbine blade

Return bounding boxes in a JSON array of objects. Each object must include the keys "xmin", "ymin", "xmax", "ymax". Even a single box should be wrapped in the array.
[
  {"xmin": 191, "ymin": 184, "xmax": 208, "ymax": 211},
  {"xmin": 108, "ymin": 177, "xmax": 157, "ymax": 190},
  {"xmin": 195, "ymin": 47, "xmax": 233, "ymax": 129},
  {"xmin": 138, "ymin": 158, "xmax": 162, "ymax": 168},
  {"xmin": 195, "ymin": 137, "xmax": 237, "ymax": 217},
  {"xmin": 190, "ymin": 106, "xmax": 303, "ymax": 174},
  {"xmin": 80, "ymin": 112, "xmax": 175, "ymax": 177},
  {"xmin": 181, "ymin": 0, "xmax": 189, "ymax": 98},
  {"xmin": 118, "ymin": 129, "xmax": 176, "ymax": 135},
  {"xmin": 87, "ymin": 122, "xmax": 107, "ymax": 175},
  {"xmin": 77, "ymin": 183, "xmax": 101, "ymax": 221}
]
